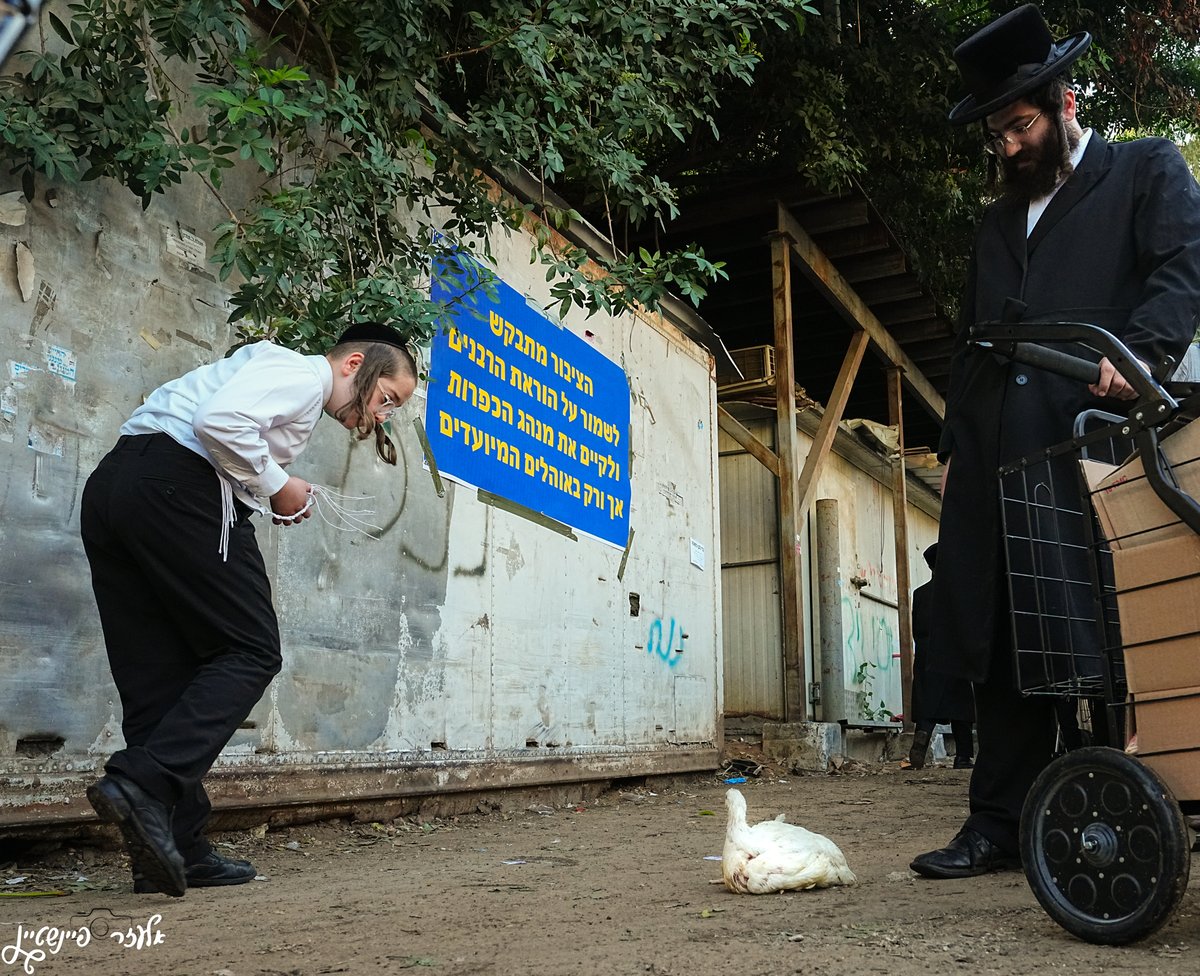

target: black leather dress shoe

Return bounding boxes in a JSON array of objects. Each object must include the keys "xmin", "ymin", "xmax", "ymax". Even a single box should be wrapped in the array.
[
  {"xmin": 134, "ymin": 851, "xmax": 258, "ymax": 893},
  {"xmin": 910, "ymin": 828, "xmax": 1018, "ymax": 879},
  {"xmin": 87, "ymin": 774, "xmax": 187, "ymax": 897}
]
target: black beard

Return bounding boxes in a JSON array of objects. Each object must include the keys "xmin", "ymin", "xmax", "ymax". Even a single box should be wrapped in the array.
[{"xmin": 999, "ymin": 119, "xmax": 1081, "ymax": 202}]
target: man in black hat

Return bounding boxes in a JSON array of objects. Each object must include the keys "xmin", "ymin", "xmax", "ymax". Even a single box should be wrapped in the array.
[
  {"xmin": 82, "ymin": 323, "xmax": 416, "ymax": 895},
  {"xmin": 911, "ymin": 4, "xmax": 1200, "ymax": 879}
]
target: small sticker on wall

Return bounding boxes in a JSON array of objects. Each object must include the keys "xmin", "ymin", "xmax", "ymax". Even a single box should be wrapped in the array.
[
  {"xmin": 165, "ymin": 226, "xmax": 207, "ymax": 264},
  {"xmin": 690, "ymin": 538, "xmax": 705, "ymax": 571},
  {"xmin": 46, "ymin": 345, "xmax": 76, "ymax": 383},
  {"xmin": 8, "ymin": 361, "xmax": 40, "ymax": 381}
]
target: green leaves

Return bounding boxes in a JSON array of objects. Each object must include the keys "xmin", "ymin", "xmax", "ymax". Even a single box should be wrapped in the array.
[{"xmin": 0, "ymin": 0, "xmax": 801, "ymax": 351}]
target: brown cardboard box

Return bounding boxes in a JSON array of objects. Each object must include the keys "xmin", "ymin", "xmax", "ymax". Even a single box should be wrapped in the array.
[
  {"xmin": 1081, "ymin": 420, "xmax": 1200, "ymax": 695},
  {"xmin": 1124, "ymin": 633, "xmax": 1200, "ymax": 696},
  {"xmin": 1083, "ymin": 419, "xmax": 1200, "ymax": 549},
  {"xmin": 1105, "ymin": 508, "xmax": 1200, "ymax": 694},
  {"xmin": 1131, "ymin": 684, "xmax": 1200, "ymax": 754},
  {"xmin": 1140, "ymin": 750, "xmax": 1200, "ymax": 802}
]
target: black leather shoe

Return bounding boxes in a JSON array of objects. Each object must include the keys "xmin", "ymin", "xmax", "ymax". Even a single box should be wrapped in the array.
[
  {"xmin": 910, "ymin": 829, "xmax": 1018, "ymax": 879},
  {"xmin": 87, "ymin": 774, "xmax": 186, "ymax": 897},
  {"xmin": 134, "ymin": 851, "xmax": 258, "ymax": 893},
  {"xmin": 953, "ymin": 755, "xmax": 975, "ymax": 769}
]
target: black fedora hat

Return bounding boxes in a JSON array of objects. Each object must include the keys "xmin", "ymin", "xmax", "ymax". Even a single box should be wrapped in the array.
[{"xmin": 948, "ymin": 4, "xmax": 1090, "ymax": 125}]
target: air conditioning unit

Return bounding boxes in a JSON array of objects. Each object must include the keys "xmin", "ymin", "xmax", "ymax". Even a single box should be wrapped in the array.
[{"xmin": 719, "ymin": 345, "xmax": 776, "ymax": 396}]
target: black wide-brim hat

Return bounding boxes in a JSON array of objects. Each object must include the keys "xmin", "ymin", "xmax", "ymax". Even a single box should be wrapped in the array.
[{"xmin": 948, "ymin": 4, "xmax": 1090, "ymax": 125}]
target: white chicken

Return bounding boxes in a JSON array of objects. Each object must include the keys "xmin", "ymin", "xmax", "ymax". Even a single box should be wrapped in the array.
[{"xmin": 721, "ymin": 788, "xmax": 856, "ymax": 894}]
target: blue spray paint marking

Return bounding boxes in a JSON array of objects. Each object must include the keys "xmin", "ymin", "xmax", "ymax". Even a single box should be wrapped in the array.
[{"xmin": 647, "ymin": 617, "xmax": 684, "ymax": 668}]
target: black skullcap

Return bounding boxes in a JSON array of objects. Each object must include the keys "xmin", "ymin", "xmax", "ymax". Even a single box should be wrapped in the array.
[{"xmin": 336, "ymin": 321, "xmax": 408, "ymax": 350}]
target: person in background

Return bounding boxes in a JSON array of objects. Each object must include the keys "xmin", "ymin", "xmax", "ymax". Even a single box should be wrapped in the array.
[
  {"xmin": 81, "ymin": 322, "xmax": 417, "ymax": 896},
  {"xmin": 911, "ymin": 5, "xmax": 1200, "ymax": 879},
  {"xmin": 903, "ymin": 544, "xmax": 975, "ymax": 771}
]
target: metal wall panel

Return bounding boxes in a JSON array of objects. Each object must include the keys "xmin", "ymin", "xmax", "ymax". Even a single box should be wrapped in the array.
[
  {"xmin": 717, "ymin": 411, "xmax": 938, "ymax": 720},
  {"xmin": 718, "ymin": 419, "xmax": 783, "ymax": 717}
]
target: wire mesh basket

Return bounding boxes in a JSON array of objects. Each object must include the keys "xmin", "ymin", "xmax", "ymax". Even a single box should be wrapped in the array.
[{"xmin": 999, "ymin": 411, "xmax": 1134, "ymax": 699}]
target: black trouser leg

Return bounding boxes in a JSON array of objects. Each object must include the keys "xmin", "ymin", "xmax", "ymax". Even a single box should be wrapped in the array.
[
  {"xmin": 173, "ymin": 782, "xmax": 215, "ymax": 863},
  {"xmin": 964, "ymin": 643, "xmax": 1056, "ymax": 853},
  {"xmin": 81, "ymin": 436, "xmax": 281, "ymax": 841},
  {"xmin": 951, "ymin": 721, "xmax": 974, "ymax": 761}
]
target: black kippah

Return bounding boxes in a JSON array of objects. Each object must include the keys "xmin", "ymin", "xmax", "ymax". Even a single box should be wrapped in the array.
[{"xmin": 335, "ymin": 321, "xmax": 407, "ymax": 350}]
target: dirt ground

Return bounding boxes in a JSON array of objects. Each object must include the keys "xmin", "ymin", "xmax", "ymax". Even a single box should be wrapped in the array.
[{"xmin": 2, "ymin": 752, "xmax": 1198, "ymax": 976}]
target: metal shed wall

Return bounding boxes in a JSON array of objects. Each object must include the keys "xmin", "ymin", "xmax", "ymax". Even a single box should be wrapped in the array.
[{"xmin": 718, "ymin": 414, "xmax": 938, "ymax": 721}]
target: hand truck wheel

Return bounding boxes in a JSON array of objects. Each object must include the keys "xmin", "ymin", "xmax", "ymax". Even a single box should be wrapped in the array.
[{"xmin": 1020, "ymin": 746, "xmax": 1190, "ymax": 945}]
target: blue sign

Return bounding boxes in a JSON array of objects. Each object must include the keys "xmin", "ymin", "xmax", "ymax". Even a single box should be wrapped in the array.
[{"xmin": 428, "ymin": 256, "xmax": 631, "ymax": 548}]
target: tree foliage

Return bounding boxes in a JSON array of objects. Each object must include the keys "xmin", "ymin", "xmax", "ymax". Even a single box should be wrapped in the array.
[
  {"xmin": 0, "ymin": 0, "xmax": 806, "ymax": 350},
  {"xmin": 635, "ymin": 0, "xmax": 1200, "ymax": 317}
]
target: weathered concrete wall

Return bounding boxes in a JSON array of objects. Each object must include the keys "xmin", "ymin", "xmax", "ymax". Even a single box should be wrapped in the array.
[{"xmin": 0, "ymin": 168, "xmax": 721, "ymax": 826}]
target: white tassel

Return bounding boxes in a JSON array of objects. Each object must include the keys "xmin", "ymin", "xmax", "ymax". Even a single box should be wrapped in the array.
[
  {"xmin": 272, "ymin": 485, "xmax": 382, "ymax": 540},
  {"xmin": 309, "ymin": 485, "xmax": 383, "ymax": 539},
  {"xmin": 218, "ymin": 477, "xmax": 235, "ymax": 562}
]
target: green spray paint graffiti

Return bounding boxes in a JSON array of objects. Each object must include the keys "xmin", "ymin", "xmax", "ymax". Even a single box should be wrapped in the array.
[{"xmin": 841, "ymin": 594, "xmax": 901, "ymax": 716}]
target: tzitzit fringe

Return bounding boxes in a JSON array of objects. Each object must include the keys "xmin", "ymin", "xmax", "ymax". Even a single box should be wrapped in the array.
[
  {"xmin": 273, "ymin": 485, "xmax": 383, "ymax": 539},
  {"xmin": 219, "ymin": 477, "xmax": 235, "ymax": 562}
]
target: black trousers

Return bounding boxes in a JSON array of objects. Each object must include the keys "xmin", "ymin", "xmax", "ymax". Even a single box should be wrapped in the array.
[
  {"xmin": 913, "ymin": 718, "xmax": 975, "ymax": 760},
  {"xmin": 962, "ymin": 584, "xmax": 1058, "ymax": 855},
  {"xmin": 80, "ymin": 434, "xmax": 282, "ymax": 861}
]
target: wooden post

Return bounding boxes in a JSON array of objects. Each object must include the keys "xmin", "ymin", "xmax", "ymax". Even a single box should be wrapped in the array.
[
  {"xmin": 770, "ymin": 228, "xmax": 807, "ymax": 723},
  {"xmin": 886, "ymin": 366, "xmax": 914, "ymax": 731}
]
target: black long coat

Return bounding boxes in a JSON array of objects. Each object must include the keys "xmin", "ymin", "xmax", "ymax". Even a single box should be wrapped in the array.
[
  {"xmin": 911, "ymin": 578, "xmax": 975, "ymax": 722},
  {"xmin": 930, "ymin": 134, "xmax": 1200, "ymax": 683}
]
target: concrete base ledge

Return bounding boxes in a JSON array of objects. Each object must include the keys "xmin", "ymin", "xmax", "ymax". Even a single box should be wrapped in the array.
[{"xmin": 0, "ymin": 747, "xmax": 720, "ymax": 838}]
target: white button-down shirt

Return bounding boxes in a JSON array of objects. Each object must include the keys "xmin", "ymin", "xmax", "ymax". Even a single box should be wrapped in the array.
[
  {"xmin": 122, "ymin": 342, "xmax": 333, "ymax": 511},
  {"xmin": 1027, "ymin": 127, "xmax": 1094, "ymax": 237}
]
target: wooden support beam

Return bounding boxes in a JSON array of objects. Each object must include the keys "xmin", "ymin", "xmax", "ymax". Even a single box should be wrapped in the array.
[
  {"xmin": 796, "ymin": 328, "xmax": 871, "ymax": 519},
  {"xmin": 770, "ymin": 229, "xmax": 808, "ymax": 724},
  {"xmin": 716, "ymin": 406, "xmax": 780, "ymax": 477},
  {"xmin": 777, "ymin": 204, "xmax": 946, "ymax": 422},
  {"xmin": 886, "ymin": 366, "xmax": 915, "ymax": 733}
]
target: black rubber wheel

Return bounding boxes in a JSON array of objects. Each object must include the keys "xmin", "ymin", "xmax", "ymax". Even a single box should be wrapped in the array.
[{"xmin": 1020, "ymin": 746, "xmax": 1191, "ymax": 945}]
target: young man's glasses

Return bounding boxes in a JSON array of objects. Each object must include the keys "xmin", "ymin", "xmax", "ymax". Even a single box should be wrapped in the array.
[
  {"xmin": 984, "ymin": 112, "xmax": 1042, "ymax": 155},
  {"xmin": 377, "ymin": 393, "xmax": 398, "ymax": 420}
]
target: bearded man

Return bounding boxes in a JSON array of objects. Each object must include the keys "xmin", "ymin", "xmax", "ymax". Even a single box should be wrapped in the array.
[{"xmin": 911, "ymin": 4, "xmax": 1200, "ymax": 879}]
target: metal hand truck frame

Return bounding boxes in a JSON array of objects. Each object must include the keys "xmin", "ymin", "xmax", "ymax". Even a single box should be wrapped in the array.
[{"xmin": 971, "ymin": 321, "xmax": 1200, "ymax": 945}]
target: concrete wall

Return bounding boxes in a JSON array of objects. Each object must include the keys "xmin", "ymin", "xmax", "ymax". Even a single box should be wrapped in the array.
[{"xmin": 0, "ymin": 169, "xmax": 722, "ymax": 827}]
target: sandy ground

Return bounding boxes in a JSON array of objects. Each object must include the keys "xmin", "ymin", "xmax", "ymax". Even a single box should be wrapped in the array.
[{"xmin": 2, "ymin": 755, "xmax": 1198, "ymax": 976}]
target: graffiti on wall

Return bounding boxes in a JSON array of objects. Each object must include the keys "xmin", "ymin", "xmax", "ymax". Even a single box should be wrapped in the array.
[
  {"xmin": 841, "ymin": 594, "xmax": 901, "ymax": 717},
  {"xmin": 647, "ymin": 616, "xmax": 686, "ymax": 669}
]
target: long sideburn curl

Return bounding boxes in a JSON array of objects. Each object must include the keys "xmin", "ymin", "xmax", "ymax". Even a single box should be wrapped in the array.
[{"xmin": 332, "ymin": 344, "xmax": 400, "ymax": 465}]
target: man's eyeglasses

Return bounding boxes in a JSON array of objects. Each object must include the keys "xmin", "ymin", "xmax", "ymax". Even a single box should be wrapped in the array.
[
  {"xmin": 984, "ymin": 112, "xmax": 1042, "ymax": 155},
  {"xmin": 377, "ymin": 393, "xmax": 398, "ymax": 420}
]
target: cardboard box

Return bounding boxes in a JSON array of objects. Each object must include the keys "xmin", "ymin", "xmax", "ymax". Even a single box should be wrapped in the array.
[
  {"xmin": 1140, "ymin": 750, "xmax": 1200, "ymax": 802},
  {"xmin": 1131, "ymin": 684, "xmax": 1200, "ymax": 754},
  {"xmin": 1124, "ymin": 633, "xmax": 1200, "ymax": 695},
  {"xmin": 1083, "ymin": 419, "xmax": 1200, "ymax": 549},
  {"xmin": 1107, "ymin": 531, "xmax": 1200, "ymax": 693},
  {"xmin": 1081, "ymin": 420, "xmax": 1200, "ymax": 695}
]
